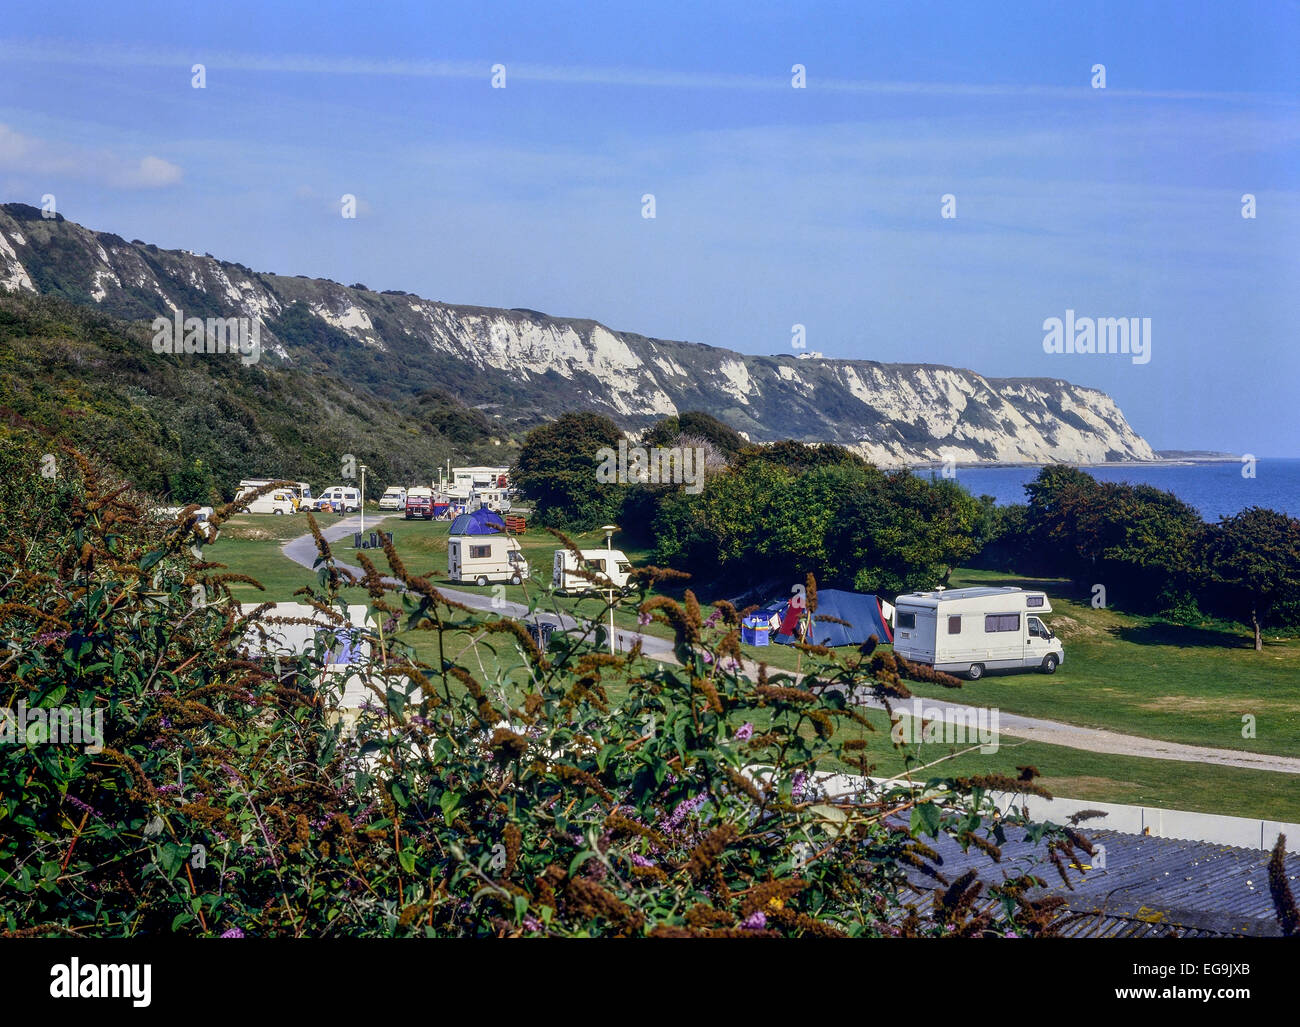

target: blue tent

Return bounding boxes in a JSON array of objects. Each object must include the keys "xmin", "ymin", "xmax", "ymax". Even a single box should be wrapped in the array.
[
  {"xmin": 763, "ymin": 589, "xmax": 893, "ymax": 647},
  {"xmin": 448, "ymin": 507, "xmax": 506, "ymax": 536}
]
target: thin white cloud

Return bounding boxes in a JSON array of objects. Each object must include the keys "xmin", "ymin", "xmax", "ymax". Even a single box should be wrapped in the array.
[
  {"xmin": 0, "ymin": 38, "xmax": 1293, "ymax": 107},
  {"xmin": 0, "ymin": 123, "xmax": 181, "ymax": 189}
]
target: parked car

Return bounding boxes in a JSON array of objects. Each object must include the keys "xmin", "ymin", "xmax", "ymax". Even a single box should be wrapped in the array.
[
  {"xmin": 311, "ymin": 486, "xmax": 361, "ymax": 513},
  {"xmin": 891, "ymin": 587, "xmax": 1064, "ymax": 678},
  {"xmin": 405, "ymin": 487, "xmax": 434, "ymax": 520},
  {"xmin": 378, "ymin": 486, "xmax": 407, "ymax": 510}
]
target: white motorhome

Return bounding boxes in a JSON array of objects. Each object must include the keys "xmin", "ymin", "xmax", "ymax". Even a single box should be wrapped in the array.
[
  {"xmin": 551, "ymin": 549, "xmax": 635, "ymax": 595},
  {"xmin": 471, "ymin": 487, "xmax": 511, "ymax": 513},
  {"xmin": 236, "ymin": 487, "xmax": 297, "ymax": 515},
  {"xmin": 448, "ymin": 534, "xmax": 530, "ymax": 587},
  {"xmin": 891, "ymin": 587, "xmax": 1064, "ymax": 679},
  {"xmin": 378, "ymin": 486, "xmax": 407, "ymax": 510}
]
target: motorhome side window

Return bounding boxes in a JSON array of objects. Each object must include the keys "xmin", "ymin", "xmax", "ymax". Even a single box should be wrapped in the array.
[
  {"xmin": 985, "ymin": 613, "xmax": 1020, "ymax": 632},
  {"xmin": 897, "ymin": 612, "xmax": 916, "ymax": 629},
  {"xmin": 469, "ymin": 545, "xmax": 491, "ymax": 559},
  {"xmin": 1027, "ymin": 595, "xmax": 1045, "ymax": 608},
  {"xmin": 948, "ymin": 616, "xmax": 961, "ymax": 634}
]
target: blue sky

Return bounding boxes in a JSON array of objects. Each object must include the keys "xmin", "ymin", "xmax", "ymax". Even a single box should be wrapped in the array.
[{"xmin": 1, "ymin": 1, "xmax": 1297, "ymax": 454}]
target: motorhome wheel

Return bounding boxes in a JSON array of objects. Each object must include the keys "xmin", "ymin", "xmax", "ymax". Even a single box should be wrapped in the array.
[
  {"xmin": 1042, "ymin": 654, "xmax": 1059, "ymax": 674},
  {"xmin": 967, "ymin": 663, "xmax": 984, "ymax": 680},
  {"xmin": 475, "ymin": 575, "xmax": 489, "ymax": 587}
]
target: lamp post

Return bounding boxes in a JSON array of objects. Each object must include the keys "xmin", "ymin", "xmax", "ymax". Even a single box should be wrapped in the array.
[
  {"xmin": 601, "ymin": 524, "xmax": 617, "ymax": 654},
  {"xmin": 359, "ymin": 464, "xmax": 368, "ymax": 535}
]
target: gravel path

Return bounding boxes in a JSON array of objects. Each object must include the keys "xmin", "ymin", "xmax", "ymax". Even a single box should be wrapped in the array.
[{"xmin": 281, "ymin": 515, "xmax": 1300, "ymax": 776}]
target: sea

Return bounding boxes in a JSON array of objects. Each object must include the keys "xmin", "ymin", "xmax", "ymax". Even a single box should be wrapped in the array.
[{"xmin": 912, "ymin": 458, "xmax": 1300, "ymax": 521}]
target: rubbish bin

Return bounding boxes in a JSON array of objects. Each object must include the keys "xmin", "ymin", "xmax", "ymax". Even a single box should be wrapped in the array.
[{"xmin": 527, "ymin": 620, "xmax": 556, "ymax": 649}]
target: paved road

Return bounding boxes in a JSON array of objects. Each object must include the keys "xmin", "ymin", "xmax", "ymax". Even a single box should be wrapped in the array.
[{"xmin": 280, "ymin": 515, "xmax": 1300, "ymax": 776}]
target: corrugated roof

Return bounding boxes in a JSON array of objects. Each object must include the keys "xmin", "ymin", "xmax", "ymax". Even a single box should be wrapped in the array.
[{"xmin": 899, "ymin": 822, "xmax": 1300, "ymax": 937}]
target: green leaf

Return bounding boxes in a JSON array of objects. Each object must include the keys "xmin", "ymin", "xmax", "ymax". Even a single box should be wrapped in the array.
[
  {"xmin": 438, "ymin": 791, "xmax": 461, "ymax": 824},
  {"xmin": 910, "ymin": 801, "xmax": 942, "ymax": 838},
  {"xmin": 568, "ymin": 849, "xmax": 599, "ymax": 876},
  {"xmin": 397, "ymin": 848, "xmax": 416, "ymax": 874},
  {"xmin": 139, "ymin": 549, "xmax": 166, "ymax": 572}
]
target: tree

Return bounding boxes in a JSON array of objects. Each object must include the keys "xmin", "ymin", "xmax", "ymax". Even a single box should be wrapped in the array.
[
  {"xmin": 168, "ymin": 458, "xmax": 214, "ymax": 504},
  {"xmin": 642, "ymin": 410, "xmax": 747, "ymax": 460},
  {"xmin": 731, "ymin": 438, "xmax": 866, "ymax": 474},
  {"xmin": 1202, "ymin": 507, "xmax": 1300, "ymax": 651},
  {"xmin": 514, "ymin": 412, "xmax": 624, "ymax": 529}
]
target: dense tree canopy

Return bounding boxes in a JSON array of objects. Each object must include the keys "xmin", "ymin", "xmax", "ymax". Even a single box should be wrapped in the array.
[{"xmin": 514, "ymin": 411, "xmax": 625, "ymax": 529}]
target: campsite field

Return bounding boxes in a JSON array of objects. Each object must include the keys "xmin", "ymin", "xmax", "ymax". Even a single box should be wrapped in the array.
[
  {"xmin": 211, "ymin": 511, "xmax": 818, "ymax": 672},
  {"xmin": 210, "ymin": 511, "xmax": 1300, "ymax": 754}
]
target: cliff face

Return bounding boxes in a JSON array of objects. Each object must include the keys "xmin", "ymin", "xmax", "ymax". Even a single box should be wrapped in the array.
[{"xmin": 0, "ymin": 203, "xmax": 1155, "ymax": 464}]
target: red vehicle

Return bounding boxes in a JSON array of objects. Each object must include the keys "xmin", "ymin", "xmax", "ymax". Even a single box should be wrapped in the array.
[{"xmin": 404, "ymin": 490, "xmax": 434, "ymax": 520}]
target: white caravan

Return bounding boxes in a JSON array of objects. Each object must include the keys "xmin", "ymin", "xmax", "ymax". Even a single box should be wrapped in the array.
[
  {"xmin": 551, "ymin": 549, "xmax": 635, "ymax": 595},
  {"xmin": 891, "ymin": 586, "xmax": 1064, "ymax": 679},
  {"xmin": 378, "ymin": 486, "xmax": 407, "ymax": 510},
  {"xmin": 448, "ymin": 535, "xmax": 531, "ymax": 587}
]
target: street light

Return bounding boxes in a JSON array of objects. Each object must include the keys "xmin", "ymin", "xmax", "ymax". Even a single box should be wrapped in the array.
[
  {"xmin": 359, "ymin": 464, "xmax": 368, "ymax": 535},
  {"xmin": 601, "ymin": 524, "xmax": 618, "ymax": 654}
]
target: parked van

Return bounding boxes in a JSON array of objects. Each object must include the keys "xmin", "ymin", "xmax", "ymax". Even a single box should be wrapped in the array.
[
  {"xmin": 311, "ymin": 486, "xmax": 361, "ymax": 513},
  {"xmin": 552, "ymin": 549, "xmax": 635, "ymax": 595},
  {"xmin": 378, "ymin": 486, "xmax": 407, "ymax": 510},
  {"xmin": 892, "ymin": 587, "xmax": 1063, "ymax": 679},
  {"xmin": 239, "ymin": 479, "xmax": 312, "ymax": 511},
  {"xmin": 405, "ymin": 486, "xmax": 435, "ymax": 520},
  {"xmin": 238, "ymin": 488, "xmax": 297, "ymax": 516},
  {"xmin": 448, "ymin": 535, "xmax": 530, "ymax": 587}
]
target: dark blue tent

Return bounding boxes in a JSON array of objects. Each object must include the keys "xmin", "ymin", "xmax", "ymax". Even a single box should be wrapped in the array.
[
  {"xmin": 765, "ymin": 589, "xmax": 893, "ymax": 647},
  {"xmin": 448, "ymin": 507, "xmax": 507, "ymax": 536}
]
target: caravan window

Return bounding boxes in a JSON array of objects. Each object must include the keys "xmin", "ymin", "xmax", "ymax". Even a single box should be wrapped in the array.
[
  {"xmin": 1027, "ymin": 595, "xmax": 1045, "ymax": 608},
  {"xmin": 896, "ymin": 612, "xmax": 916, "ymax": 630},
  {"xmin": 947, "ymin": 616, "xmax": 961, "ymax": 634},
  {"xmin": 469, "ymin": 545, "xmax": 491, "ymax": 559},
  {"xmin": 985, "ymin": 613, "xmax": 1020, "ymax": 633}
]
